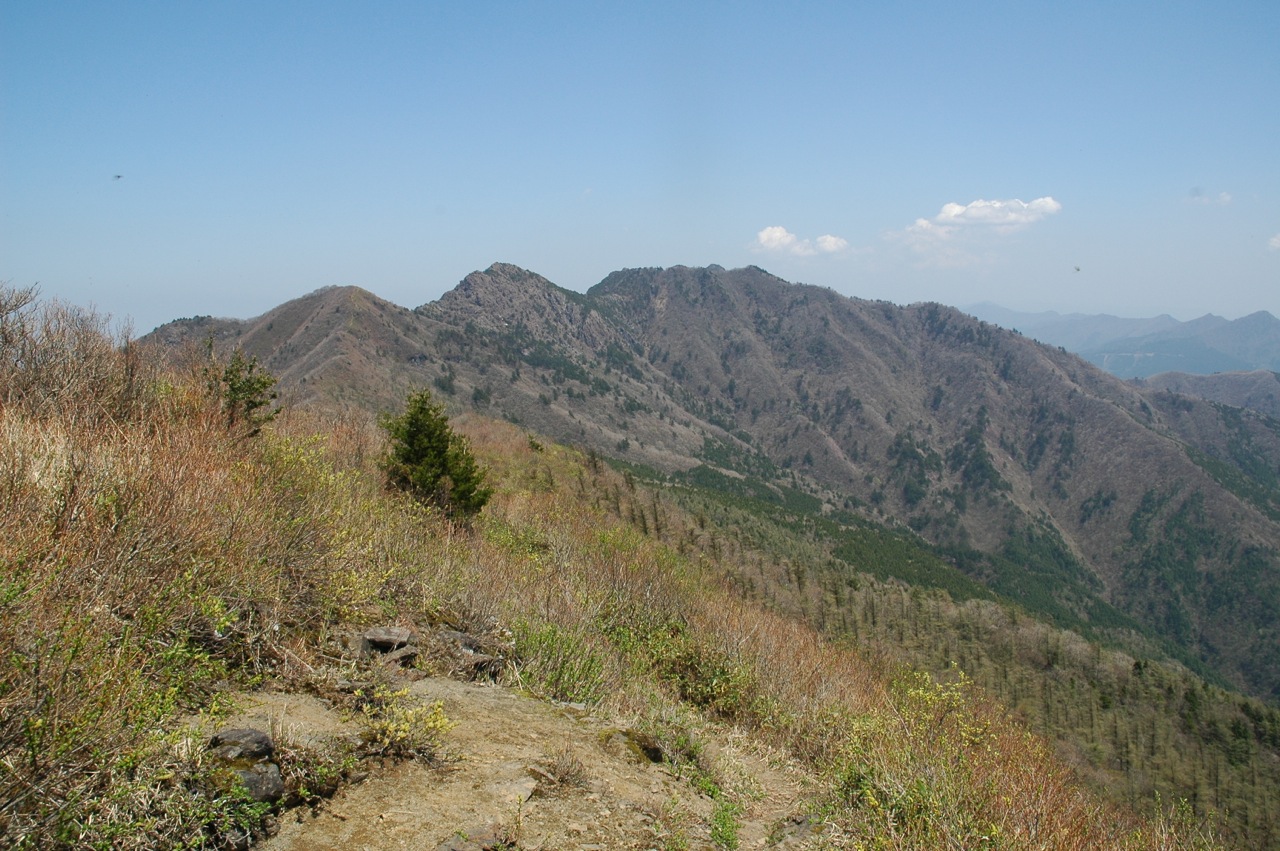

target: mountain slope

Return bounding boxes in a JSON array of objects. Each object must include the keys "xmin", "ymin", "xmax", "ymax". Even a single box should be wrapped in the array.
[
  {"xmin": 24, "ymin": 282, "xmax": 1221, "ymax": 850},
  {"xmin": 147, "ymin": 264, "xmax": 1280, "ymax": 702},
  {"xmin": 1143, "ymin": 370, "xmax": 1280, "ymax": 420}
]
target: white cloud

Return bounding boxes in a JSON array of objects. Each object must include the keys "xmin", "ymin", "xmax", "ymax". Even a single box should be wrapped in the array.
[
  {"xmin": 815, "ymin": 234, "xmax": 849, "ymax": 253},
  {"xmin": 933, "ymin": 196, "xmax": 1062, "ymax": 232},
  {"xmin": 1269, "ymin": 233, "xmax": 1280, "ymax": 251},
  {"xmin": 893, "ymin": 196, "xmax": 1062, "ymax": 265},
  {"xmin": 756, "ymin": 226, "xmax": 800, "ymax": 252},
  {"xmin": 755, "ymin": 226, "xmax": 849, "ymax": 257}
]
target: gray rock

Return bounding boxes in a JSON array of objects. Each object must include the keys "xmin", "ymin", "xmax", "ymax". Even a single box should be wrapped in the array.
[
  {"xmin": 208, "ymin": 727, "xmax": 285, "ymax": 805},
  {"xmin": 209, "ymin": 728, "xmax": 275, "ymax": 761},
  {"xmin": 362, "ymin": 625, "xmax": 417, "ymax": 652},
  {"xmin": 236, "ymin": 761, "xmax": 285, "ymax": 804}
]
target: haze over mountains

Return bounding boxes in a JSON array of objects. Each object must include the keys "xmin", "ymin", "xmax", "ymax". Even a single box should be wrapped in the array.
[
  {"xmin": 967, "ymin": 303, "xmax": 1280, "ymax": 419},
  {"xmin": 149, "ymin": 263, "xmax": 1280, "ymax": 703},
  {"xmin": 967, "ymin": 303, "xmax": 1280, "ymax": 380}
]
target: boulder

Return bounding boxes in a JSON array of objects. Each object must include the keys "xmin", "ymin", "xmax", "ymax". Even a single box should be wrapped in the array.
[{"xmin": 208, "ymin": 727, "xmax": 285, "ymax": 804}]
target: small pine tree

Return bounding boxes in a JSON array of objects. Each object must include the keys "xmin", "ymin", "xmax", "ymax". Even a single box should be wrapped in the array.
[
  {"xmin": 204, "ymin": 343, "xmax": 279, "ymax": 437},
  {"xmin": 380, "ymin": 388, "xmax": 492, "ymax": 517}
]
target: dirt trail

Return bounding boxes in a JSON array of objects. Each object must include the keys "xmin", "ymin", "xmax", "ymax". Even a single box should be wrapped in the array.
[{"xmin": 234, "ymin": 676, "xmax": 824, "ymax": 850}]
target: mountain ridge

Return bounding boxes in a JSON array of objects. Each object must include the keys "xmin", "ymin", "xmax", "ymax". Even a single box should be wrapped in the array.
[{"xmin": 146, "ymin": 263, "xmax": 1280, "ymax": 702}]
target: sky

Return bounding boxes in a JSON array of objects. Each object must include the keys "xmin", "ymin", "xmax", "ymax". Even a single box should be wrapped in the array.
[{"xmin": 3, "ymin": 1, "xmax": 1278, "ymax": 334}]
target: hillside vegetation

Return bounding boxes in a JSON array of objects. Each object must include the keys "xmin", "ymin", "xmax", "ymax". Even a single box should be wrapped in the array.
[
  {"xmin": 1140, "ymin": 370, "xmax": 1280, "ymax": 420},
  {"xmin": 0, "ymin": 287, "xmax": 1225, "ymax": 848},
  {"xmin": 615, "ymin": 460, "xmax": 1280, "ymax": 847},
  {"xmin": 149, "ymin": 264, "xmax": 1280, "ymax": 707}
]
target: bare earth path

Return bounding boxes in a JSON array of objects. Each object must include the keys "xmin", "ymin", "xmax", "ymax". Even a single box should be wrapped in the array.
[{"xmin": 235, "ymin": 676, "xmax": 825, "ymax": 850}]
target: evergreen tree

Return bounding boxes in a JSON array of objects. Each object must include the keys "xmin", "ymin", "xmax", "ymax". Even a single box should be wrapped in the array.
[
  {"xmin": 380, "ymin": 388, "xmax": 492, "ymax": 517},
  {"xmin": 204, "ymin": 343, "xmax": 279, "ymax": 437}
]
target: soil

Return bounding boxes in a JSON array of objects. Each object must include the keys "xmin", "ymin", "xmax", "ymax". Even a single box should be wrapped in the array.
[{"xmin": 222, "ymin": 675, "xmax": 828, "ymax": 850}]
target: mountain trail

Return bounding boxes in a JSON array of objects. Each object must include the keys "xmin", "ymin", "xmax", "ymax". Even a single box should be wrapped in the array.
[{"xmin": 228, "ymin": 676, "xmax": 825, "ymax": 850}]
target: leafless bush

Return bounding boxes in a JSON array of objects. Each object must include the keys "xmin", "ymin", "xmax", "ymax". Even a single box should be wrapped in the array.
[{"xmin": 0, "ymin": 286, "xmax": 151, "ymax": 425}]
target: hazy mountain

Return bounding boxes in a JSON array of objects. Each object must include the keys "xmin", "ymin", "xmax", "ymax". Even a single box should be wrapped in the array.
[
  {"xmin": 148, "ymin": 263, "xmax": 1280, "ymax": 700},
  {"xmin": 966, "ymin": 303, "xmax": 1280, "ymax": 378},
  {"xmin": 964, "ymin": 303, "xmax": 1184, "ymax": 352}
]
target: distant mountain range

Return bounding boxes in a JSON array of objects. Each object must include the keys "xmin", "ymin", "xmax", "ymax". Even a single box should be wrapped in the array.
[
  {"xmin": 146, "ymin": 264, "xmax": 1280, "ymax": 701},
  {"xmin": 965, "ymin": 303, "xmax": 1280, "ymax": 379}
]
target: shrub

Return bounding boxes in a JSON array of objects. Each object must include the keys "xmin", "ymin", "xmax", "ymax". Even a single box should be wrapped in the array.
[
  {"xmin": 379, "ymin": 389, "xmax": 492, "ymax": 517},
  {"xmin": 355, "ymin": 685, "xmax": 453, "ymax": 761},
  {"xmin": 512, "ymin": 620, "xmax": 608, "ymax": 704},
  {"xmin": 203, "ymin": 344, "xmax": 279, "ymax": 437}
]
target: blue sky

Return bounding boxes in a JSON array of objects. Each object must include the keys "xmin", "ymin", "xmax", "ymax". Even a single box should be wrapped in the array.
[{"xmin": 3, "ymin": 1, "xmax": 1278, "ymax": 334}]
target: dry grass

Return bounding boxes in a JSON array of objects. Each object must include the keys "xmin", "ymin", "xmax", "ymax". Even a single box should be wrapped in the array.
[{"xmin": 0, "ymin": 286, "xmax": 1218, "ymax": 849}]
